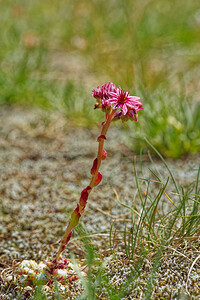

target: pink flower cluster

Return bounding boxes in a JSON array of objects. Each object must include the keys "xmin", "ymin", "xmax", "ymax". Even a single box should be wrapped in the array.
[{"xmin": 92, "ymin": 82, "xmax": 143, "ymax": 122}]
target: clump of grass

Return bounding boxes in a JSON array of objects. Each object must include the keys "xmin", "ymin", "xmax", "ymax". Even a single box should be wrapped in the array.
[
  {"xmin": 125, "ymin": 91, "xmax": 200, "ymax": 158},
  {"xmin": 69, "ymin": 141, "xmax": 200, "ymax": 299}
]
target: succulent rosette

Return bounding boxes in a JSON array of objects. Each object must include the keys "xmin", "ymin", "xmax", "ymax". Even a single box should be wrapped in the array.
[{"xmin": 17, "ymin": 259, "xmax": 84, "ymax": 287}]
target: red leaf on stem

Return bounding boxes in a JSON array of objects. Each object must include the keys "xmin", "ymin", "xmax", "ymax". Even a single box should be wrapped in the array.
[
  {"xmin": 65, "ymin": 231, "xmax": 72, "ymax": 244},
  {"xmin": 80, "ymin": 186, "xmax": 91, "ymax": 208},
  {"xmin": 94, "ymin": 172, "xmax": 102, "ymax": 186},
  {"xmin": 97, "ymin": 135, "xmax": 106, "ymax": 142},
  {"xmin": 90, "ymin": 158, "xmax": 98, "ymax": 175},
  {"xmin": 102, "ymin": 149, "xmax": 107, "ymax": 160},
  {"xmin": 70, "ymin": 205, "xmax": 81, "ymax": 227}
]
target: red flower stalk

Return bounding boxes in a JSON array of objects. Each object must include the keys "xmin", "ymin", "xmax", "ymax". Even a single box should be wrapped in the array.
[{"xmin": 54, "ymin": 82, "xmax": 143, "ymax": 263}]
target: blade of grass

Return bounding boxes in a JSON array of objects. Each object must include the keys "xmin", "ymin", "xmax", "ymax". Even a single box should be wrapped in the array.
[
  {"xmin": 144, "ymin": 137, "xmax": 181, "ymax": 200},
  {"xmin": 132, "ymin": 167, "xmax": 150, "ymax": 258}
]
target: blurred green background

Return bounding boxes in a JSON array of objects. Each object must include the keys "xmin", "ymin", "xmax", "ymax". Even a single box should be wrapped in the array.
[{"xmin": 0, "ymin": 0, "xmax": 200, "ymax": 158}]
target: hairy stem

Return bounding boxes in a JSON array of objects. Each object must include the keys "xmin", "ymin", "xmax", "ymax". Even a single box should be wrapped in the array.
[{"xmin": 54, "ymin": 110, "xmax": 115, "ymax": 263}]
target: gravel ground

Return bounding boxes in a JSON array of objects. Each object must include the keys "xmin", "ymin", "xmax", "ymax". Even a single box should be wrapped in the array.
[{"xmin": 0, "ymin": 106, "xmax": 199, "ymax": 299}]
